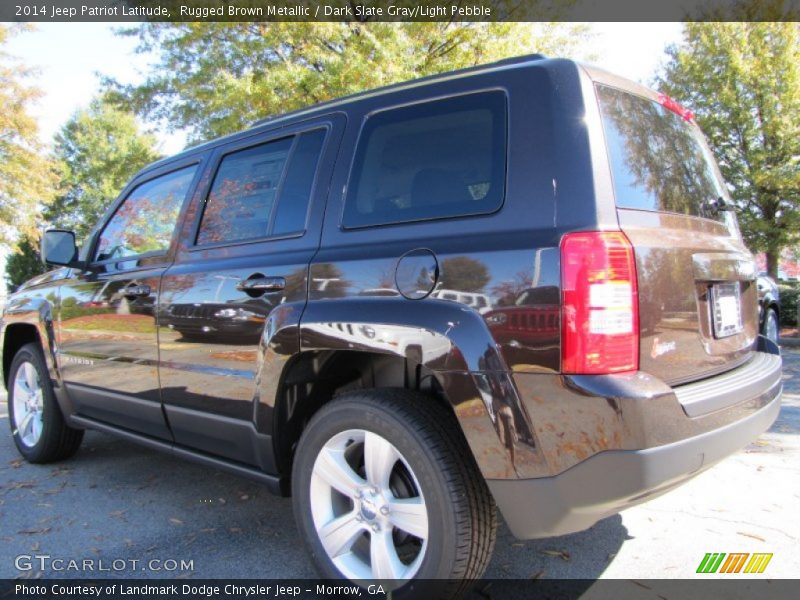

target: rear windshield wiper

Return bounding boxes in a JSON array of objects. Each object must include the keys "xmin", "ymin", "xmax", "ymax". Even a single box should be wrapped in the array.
[{"xmin": 702, "ymin": 196, "xmax": 736, "ymax": 217}]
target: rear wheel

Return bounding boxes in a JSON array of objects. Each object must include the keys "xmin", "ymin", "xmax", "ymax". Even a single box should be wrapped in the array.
[
  {"xmin": 292, "ymin": 388, "xmax": 496, "ymax": 598},
  {"xmin": 7, "ymin": 343, "xmax": 83, "ymax": 463}
]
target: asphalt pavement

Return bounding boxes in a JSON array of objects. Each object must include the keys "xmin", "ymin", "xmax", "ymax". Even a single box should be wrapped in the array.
[{"xmin": 1, "ymin": 350, "xmax": 798, "ymax": 581}]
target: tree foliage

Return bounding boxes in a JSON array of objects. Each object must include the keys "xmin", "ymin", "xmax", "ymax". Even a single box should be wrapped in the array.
[
  {"xmin": 0, "ymin": 24, "xmax": 57, "ymax": 246},
  {"xmin": 658, "ymin": 22, "xmax": 800, "ymax": 277},
  {"xmin": 46, "ymin": 97, "xmax": 161, "ymax": 241},
  {"xmin": 109, "ymin": 22, "xmax": 591, "ymax": 142},
  {"xmin": 5, "ymin": 234, "xmax": 45, "ymax": 293}
]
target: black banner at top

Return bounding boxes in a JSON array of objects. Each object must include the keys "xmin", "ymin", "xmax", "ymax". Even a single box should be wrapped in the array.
[{"xmin": 3, "ymin": 0, "xmax": 800, "ymax": 22}]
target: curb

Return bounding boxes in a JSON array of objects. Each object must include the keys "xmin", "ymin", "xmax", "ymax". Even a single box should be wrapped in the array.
[{"xmin": 779, "ymin": 337, "xmax": 800, "ymax": 348}]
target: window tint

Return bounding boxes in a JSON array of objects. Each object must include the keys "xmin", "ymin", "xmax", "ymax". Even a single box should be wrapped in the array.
[
  {"xmin": 596, "ymin": 85, "xmax": 728, "ymax": 222},
  {"xmin": 197, "ymin": 137, "xmax": 293, "ymax": 245},
  {"xmin": 343, "ymin": 92, "xmax": 506, "ymax": 228},
  {"xmin": 95, "ymin": 166, "xmax": 197, "ymax": 262},
  {"xmin": 272, "ymin": 129, "xmax": 326, "ymax": 235}
]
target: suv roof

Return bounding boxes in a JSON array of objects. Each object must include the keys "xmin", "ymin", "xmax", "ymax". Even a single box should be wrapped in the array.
[{"xmin": 140, "ymin": 53, "xmax": 549, "ymax": 176}]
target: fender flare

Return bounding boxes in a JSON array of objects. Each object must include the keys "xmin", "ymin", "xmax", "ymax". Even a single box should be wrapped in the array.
[{"xmin": 277, "ymin": 297, "xmax": 542, "ymax": 479}]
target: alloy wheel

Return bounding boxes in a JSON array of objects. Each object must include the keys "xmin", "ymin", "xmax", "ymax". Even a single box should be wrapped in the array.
[
  {"xmin": 309, "ymin": 429, "xmax": 429, "ymax": 582},
  {"xmin": 12, "ymin": 361, "xmax": 44, "ymax": 448}
]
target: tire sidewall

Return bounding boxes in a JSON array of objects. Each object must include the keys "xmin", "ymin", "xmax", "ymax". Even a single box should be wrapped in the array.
[
  {"xmin": 292, "ymin": 395, "xmax": 460, "ymax": 595},
  {"xmin": 765, "ymin": 309, "xmax": 779, "ymax": 343},
  {"xmin": 7, "ymin": 344, "xmax": 57, "ymax": 462}
]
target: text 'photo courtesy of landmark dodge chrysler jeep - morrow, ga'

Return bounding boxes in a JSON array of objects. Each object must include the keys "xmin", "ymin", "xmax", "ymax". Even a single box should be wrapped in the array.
[{"xmin": 1, "ymin": 55, "xmax": 783, "ymax": 597}]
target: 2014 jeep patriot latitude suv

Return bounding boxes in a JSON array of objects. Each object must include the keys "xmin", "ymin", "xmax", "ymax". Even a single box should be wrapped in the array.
[{"xmin": 2, "ymin": 55, "xmax": 783, "ymax": 596}]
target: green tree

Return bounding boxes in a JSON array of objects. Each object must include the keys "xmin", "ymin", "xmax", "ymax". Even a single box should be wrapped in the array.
[
  {"xmin": 658, "ymin": 22, "xmax": 800, "ymax": 278},
  {"xmin": 109, "ymin": 22, "xmax": 591, "ymax": 142},
  {"xmin": 0, "ymin": 24, "xmax": 57, "ymax": 246},
  {"xmin": 46, "ymin": 97, "xmax": 161, "ymax": 241},
  {"xmin": 5, "ymin": 234, "xmax": 46, "ymax": 292}
]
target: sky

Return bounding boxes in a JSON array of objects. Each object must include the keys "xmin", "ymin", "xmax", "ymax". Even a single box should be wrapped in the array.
[{"xmin": 1, "ymin": 21, "xmax": 684, "ymax": 286}]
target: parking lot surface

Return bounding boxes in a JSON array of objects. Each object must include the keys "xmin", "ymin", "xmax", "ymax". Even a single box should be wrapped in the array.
[{"xmin": 1, "ymin": 350, "xmax": 798, "ymax": 580}]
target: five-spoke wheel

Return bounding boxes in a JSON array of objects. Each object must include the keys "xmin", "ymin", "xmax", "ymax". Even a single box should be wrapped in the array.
[{"xmin": 310, "ymin": 429, "xmax": 429, "ymax": 581}]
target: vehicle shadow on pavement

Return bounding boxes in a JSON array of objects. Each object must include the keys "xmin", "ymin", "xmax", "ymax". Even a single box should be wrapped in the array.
[{"xmin": 0, "ymin": 424, "xmax": 627, "ymax": 581}]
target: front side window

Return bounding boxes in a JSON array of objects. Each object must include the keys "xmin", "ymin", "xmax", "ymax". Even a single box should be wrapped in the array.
[
  {"xmin": 343, "ymin": 91, "xmax": 507, "ymax": 228},
  {"xmin": 95, "ymin": 166, "xmax": 197, "ymax": 262}
]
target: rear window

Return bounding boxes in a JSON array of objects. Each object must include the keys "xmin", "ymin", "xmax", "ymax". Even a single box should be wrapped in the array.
[
  {"xmin": 596, "ymin": 85, "xmax": 730, "ymax": 222},
  {"xmin": 343, "ymin": 91, "xmax": 507, "ymax": 228},
  {"xmin": 196, "ymin": 129, "xmax": 325, "ymax": 246}
]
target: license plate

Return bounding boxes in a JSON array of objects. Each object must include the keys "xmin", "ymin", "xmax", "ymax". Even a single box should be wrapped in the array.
[{"xmin": 710, "ymin": 282, "xmax": 743, "ymax": 338}]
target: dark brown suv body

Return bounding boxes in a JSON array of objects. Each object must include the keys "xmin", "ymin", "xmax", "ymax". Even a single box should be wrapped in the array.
[{"xmin": 2, "ymin": 56, "xmax": 782, "ymax": 590}]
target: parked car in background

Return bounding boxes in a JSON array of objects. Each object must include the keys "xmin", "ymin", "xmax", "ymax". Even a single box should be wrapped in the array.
[
  {"xmin": 2, "ymin": 55, "xmax": 783, "ymax": 598},
  {"xmin": 757, "ymin": 275, "xmax": 780, "ymax": 344}
]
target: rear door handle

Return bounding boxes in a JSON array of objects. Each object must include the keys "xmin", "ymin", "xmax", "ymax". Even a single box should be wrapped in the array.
[
  {"xmin": 123, "ymin": 284, "xmax": 151, "ymax": 298},
  {"xmin": 237, "ymin": 276, "xmax": 286, "ymax": 294}
]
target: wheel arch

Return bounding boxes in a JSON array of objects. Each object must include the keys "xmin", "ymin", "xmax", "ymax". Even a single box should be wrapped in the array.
[
  {"xmin": 267, "ymin": 297, "xmax": 531, "ymax": 484},
  {"xmin": 2, "ymin": 323, "xmax": 44, "ymax": 387}
]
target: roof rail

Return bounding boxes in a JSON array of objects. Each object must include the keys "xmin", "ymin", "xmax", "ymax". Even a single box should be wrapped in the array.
[
  {"xmin": 489, "ymin": 53, "xmax": 547, "ymax": 67},
  {"xmin": 250, "ymin": 53, "xmax": 549, "ymax": 129}
]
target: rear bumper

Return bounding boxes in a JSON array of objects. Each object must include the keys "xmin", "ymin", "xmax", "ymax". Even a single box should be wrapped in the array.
[{"xmin": 491, "ymin": 345, "xmax": 782, "ymax": 538}]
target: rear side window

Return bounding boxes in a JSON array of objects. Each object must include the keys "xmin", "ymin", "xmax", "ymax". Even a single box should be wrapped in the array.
[
  {"xmin": 96, "ymin": 165, "xmax": 197, "ymax": 262},
  {"xmin": 343, "ymin": 91, "xmax": 507, "ymax": 228},
  {"xmin": 196, "ymin": 129, "xmax": 325, "ymax": 245},
  {"xmin": 197, "ymin": 137, "xmax": 293, "ymax": 245},
  {"xmin": 596, "ymin": 85, "xmax": 728, "ymax": 221}
]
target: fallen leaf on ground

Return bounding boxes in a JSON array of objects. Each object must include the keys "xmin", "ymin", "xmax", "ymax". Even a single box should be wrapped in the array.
[
  {"xmin": 169, "ymin": 518, "xmax": 183, "ymax": 525},
  {"xmin": 530, "ymin": 570, "xmax": 546, "ymax": 579},
  {"xmin": 18, "ymin": 528, "xmax": 50, "ymax": 535},
  {"xmin": 541, "ymin": 549, "xmax": 570, "ymax": 561}
]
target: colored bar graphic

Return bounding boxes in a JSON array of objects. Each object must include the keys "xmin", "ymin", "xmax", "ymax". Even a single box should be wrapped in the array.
[
  {"xmin": 697, "ymin": 552, "xmax": 773, "ymax": 574},
  {"xmin": 720, "ymin": 553, "xmax": 749, "ymax": 573},
  {"xmin": 744, "ymin": 553, "xmax": 773, "ymax": 573}
]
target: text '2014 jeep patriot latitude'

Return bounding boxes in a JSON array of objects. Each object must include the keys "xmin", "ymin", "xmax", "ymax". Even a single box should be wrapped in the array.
[{"xmin": 2, "ymin": 55, "xmax": 783, "ymax": 597}]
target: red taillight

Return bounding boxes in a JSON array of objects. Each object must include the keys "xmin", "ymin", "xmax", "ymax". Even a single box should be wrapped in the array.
[{"xmin": 560, "ymin": 231, "xmax": 639, "ymax": 374}]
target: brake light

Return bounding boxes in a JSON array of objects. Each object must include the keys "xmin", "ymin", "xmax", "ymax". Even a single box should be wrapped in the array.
[
  {"xmin": 657, "ymin": 93, "xmax": 695, "ymax": 122},
  {"xmin": 561, "ymin": 231, "xmax": 639, "ymax": 374}
]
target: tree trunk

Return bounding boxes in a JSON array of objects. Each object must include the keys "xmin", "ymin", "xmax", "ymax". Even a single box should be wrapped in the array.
[{"xmin": 765, "ymin": 248, "xmax": 780, "ymax": 279}]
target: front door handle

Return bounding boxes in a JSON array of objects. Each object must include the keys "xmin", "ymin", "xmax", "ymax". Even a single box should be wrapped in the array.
[
  {"xmin": 237, "ymin": 276, "xmax": 286, "ymax": 295},
  {"xmin": 123, "ymin": 284, "xmax": 151, "ymax": 298}
]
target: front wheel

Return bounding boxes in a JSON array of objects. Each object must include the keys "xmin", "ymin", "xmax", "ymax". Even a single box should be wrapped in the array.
[
  {"xmin": 292, "ymin": 389, "xmax": 496, "ymax": 598},
  {"xmin": 7, "ymin": 343, "xmax": 84, "ymax": 463}
]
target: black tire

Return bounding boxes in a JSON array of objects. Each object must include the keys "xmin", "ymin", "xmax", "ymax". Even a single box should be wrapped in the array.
[
  {"xmin": 292, "ymin": 388, "xmax": 496, "ymax": 599},
  {"xmin": 7, "ymin": 343, "xmax": 84, "ymax": 463}
]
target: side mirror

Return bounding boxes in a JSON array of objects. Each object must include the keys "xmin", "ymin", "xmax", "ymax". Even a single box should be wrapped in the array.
[{"xmin": 41, "ymin": 229, "xmax": 79, "ymax": 267}]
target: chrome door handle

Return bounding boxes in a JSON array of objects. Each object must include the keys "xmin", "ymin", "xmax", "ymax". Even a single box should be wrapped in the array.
[{"xmin": 237, "ymin": 276, "xmax": 286, "ymax": 293}]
